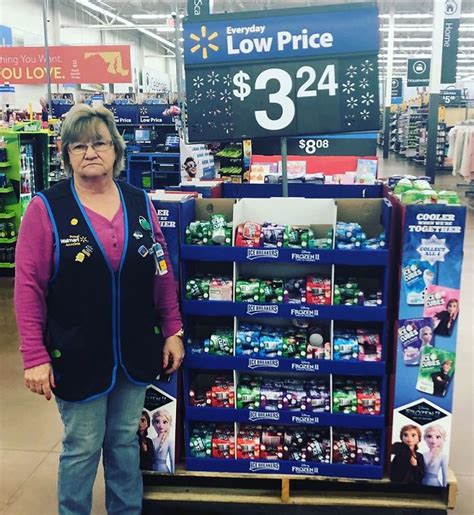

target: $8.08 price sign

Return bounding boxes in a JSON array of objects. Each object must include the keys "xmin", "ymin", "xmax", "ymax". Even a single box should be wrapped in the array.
[{"xmin": 186, "ymin": 55, "xmax": 379, "ymax": 142}]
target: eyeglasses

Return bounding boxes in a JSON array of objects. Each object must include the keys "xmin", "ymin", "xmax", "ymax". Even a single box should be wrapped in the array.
[{"xmin": 68, "ymin": 140, "xmax": 114, "ymax": 155}]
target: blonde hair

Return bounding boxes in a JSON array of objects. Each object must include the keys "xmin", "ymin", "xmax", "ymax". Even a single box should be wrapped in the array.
[
  {"xmin": 152, "ymin": 409, "xmax": 172, "ymax": 445},
  {"xmin": 61, "ymin": 104, "xmax": 125, "ymax": 177},
  {"xmin": 423, "ymin": 424, "xmax": 446, "ymax": 461}
]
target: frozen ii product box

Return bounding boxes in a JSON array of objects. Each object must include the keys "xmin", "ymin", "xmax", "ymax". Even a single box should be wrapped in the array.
[
  {"xmin": 390, "ymin": 203, "xmax": 466, "ymax": 487},
  {"xmin": 398, "ymin": 318, "xmax": 434, "ymax": 366}
]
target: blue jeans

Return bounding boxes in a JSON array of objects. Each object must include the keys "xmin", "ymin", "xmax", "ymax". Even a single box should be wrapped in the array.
[{"xmin": 56, "ymin": 369, "xmax": 147, "ymax": 515}]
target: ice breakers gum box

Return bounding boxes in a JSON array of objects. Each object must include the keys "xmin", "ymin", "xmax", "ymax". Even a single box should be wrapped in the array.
[{"xmin": 402, "ymin": 259, "xmax": 436, "ymax": 305}]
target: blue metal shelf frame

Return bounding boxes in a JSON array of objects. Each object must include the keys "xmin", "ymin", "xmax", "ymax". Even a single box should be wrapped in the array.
[
  {"xmin": 182, "ymin": 300, "xmax": 387, "ymax": 322},
  {"xmin": 185, "ymin": 406, "xmax": 384, "ymax": 429},
  {"xmin": 181, "ymin": 245, "xmax": 390, "ymax": 266},
  {"xmin": 185, "ymin": 458, "xmax": 384, "ymax": 479},
  {"xmin": 185, "ymin": 353, "xmax": 386, "ymax": 376}
]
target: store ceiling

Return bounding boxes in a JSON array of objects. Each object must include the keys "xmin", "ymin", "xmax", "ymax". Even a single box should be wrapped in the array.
[{"xmin": 60, "ymin": 0, "xmax": 474, "ymax": 82}]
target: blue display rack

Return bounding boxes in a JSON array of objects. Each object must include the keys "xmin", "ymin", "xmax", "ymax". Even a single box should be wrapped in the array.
[
  {"xmin": 181, "ymin": 195, "xmax": 392, "ymax": 480},
  {"xmin": 127, "ymin": 152, "xmax": 180, "ymax": 190}
]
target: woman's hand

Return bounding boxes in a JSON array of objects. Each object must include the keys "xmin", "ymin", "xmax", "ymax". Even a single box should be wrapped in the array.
[
  {"xmin": 410, "ymin": 456, "xmax": 418, "ymax": 467},
  {"xmin": 24, "ymin": 363, "xmax": 56, "ymax": 400},
  {"xmin": 162, "ymin": 336, "xmax": 185, "ymax": 374}
]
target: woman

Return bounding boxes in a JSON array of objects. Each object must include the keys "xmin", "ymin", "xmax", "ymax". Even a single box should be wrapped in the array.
[
  {"xmin": 434, "ymin": 299, "xmax": 459, "ymax": 337},
  {"xmin": 138, "ymin": 410, "xmax": 155, "ymax": 471},
  {"xmin": 422, "ymin": 424, "xmax": 448, "ymax": 486},
  {"xmin": 419, "ymin": 325, "xmax": 433, "ymax": 348},
  {"xmin": 14, "ymin": 104, "xmax": 184, "ymax": 515},
  {"xmin": 390, "ymin": 424, "xmax": 425, "ymax": 484},
  {"xmin": 152, "ymin": 409, "xmax": 175, "ymax": 473}
]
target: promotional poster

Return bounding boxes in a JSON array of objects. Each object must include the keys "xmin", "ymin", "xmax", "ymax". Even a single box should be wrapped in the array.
[{"xmin": 391, "ymin": 204, "xmax": 466, "ymax": 487}]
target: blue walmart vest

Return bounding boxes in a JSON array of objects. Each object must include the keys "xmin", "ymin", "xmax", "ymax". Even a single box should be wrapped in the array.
[{"xmin": 38, "ymin": 179, "xmax": 163, "ymax": 402}]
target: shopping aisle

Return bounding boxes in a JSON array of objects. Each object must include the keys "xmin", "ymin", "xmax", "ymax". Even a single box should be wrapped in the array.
[{"xmin": 0, "ymin": 155, "xmax": 472, "ymax": 515}]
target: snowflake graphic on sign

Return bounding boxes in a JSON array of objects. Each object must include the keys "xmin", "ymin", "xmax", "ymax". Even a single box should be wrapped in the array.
[
  {"xmin": 192, "ymin": 76, "xmax": 204, "ymax": 89},
  {"xmin": 416, "ymin": 235, "xmax": 450, "ymax": 265},
  {"xmin": 342, "ymin": 81, "xmax": 355, "ymax": 94}
]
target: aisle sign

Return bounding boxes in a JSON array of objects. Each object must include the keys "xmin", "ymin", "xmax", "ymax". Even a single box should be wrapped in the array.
[
  {"xmin": 0, "ymin": 45, "xmax": 131, "ymax": 84},
  {"xmin": 407, "ymin": 58, "xmax": 431, "ymax": 87},
  {"xmin": 441, "ymin": 0, "xmax": 462, "ymax": 84},
  {"xmin": 183, "ymin": 3, "xmax": 380, "ymax": 142},
  {"xmin": 391, "ymin": 77, "xmax": 403, "ymax": 98}
]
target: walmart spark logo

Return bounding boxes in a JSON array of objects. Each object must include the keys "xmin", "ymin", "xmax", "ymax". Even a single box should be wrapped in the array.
[{"xmin": 190, "ymin": 26, "xmax": 219, "ymax": 59}]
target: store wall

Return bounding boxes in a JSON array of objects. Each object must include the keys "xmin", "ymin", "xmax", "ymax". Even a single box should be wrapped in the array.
[{"xmin": 0, "ymin": 0, "xmax": 175, "ymax": 111}]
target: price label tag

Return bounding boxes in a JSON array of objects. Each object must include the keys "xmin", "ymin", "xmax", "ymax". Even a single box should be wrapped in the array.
[
  {"xmin": 186, "ymin": 56, "xmax": 378, "ymax": 141},
  {"xmin": 184, "ymin": 4, "xmax": 380, "ymax": 142}
]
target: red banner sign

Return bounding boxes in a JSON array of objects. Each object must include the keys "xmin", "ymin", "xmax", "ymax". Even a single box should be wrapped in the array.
[{"xmin": 0, "ymin": 45, "xmax": 132, "ymax": 84}]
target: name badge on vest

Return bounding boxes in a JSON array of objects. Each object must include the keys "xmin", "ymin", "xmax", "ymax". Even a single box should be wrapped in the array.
[{"xmin": 137, "ymin": 216, "xmax": 168, "ymax": 276}]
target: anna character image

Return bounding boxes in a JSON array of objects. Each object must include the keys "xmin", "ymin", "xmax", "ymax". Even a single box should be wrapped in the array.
[
  {"xmin": 390, "ymin": 424, "xmax": 425, "ymax": 484},
  {"xmin": 137, "ymin": 410, "xmax": 155, "ymax": 470},
  {"xmin": 434, "ymin": 299, "xmax": 459, "ymax": 337}
]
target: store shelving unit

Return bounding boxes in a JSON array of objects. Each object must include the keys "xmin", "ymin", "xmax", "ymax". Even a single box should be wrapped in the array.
[
  {"xmin": 0, "ymin": 128, "xmax": 49, "ymax": 272},
  {"xmin": 216, "ymin": 142, "xmax": 248, "ymax": 183},
  {"xmin": 127, "ymin": 152, "xmax": 180, "ymax": 190},
  {"xmin": 180, "ymin": 196, "xmax": 392, "ymax": 480}
]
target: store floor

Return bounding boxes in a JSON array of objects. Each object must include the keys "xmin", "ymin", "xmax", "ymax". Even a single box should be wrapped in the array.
[{"xmin": 1, "ymin": 155, "xmax": 473, "ymax": 515}]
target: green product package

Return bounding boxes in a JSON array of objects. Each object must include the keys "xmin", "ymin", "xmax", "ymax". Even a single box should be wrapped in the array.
[
  {"xmin": 235, "ymin": 280, "xmax": 261, "ymax": 302},
  {"xmin": 416, "ymin": 347, "xmax": 455, "ymax": 397},
  {"xmin": 394, "ymin": 177, "xmax": 414, "ymax": 195},
  {"xmin": 333, "ymin": 386, "xmax": 357, "ymax": 413},
  {"xmin": 236, "ymin": 384, "xmax": 260, "ymax": 409},
  {"xmin": 401, "ymin": 189, "xmax": 424, "ymax": 205},
  {"xmin": 259, "ymin": 279, "xmax": 284, "ymax": 303},
  {"xmin": 437, "ymin": 190, "xmax": 461, "ymax": 206}
]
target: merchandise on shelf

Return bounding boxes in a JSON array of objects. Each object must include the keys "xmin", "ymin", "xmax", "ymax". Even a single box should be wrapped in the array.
[
  {"xmin": 235, "ymin": 276, "xmax": 332, "ymax": 305},
  {"xmin": 333, "ymin": 431, "xmax": 380, "ymax": 465},
  {"xmin": 186, "ymin": 214, "xmax": 233, "ymax": 246},
  {"xmin": 333, "ymin": 279, "xmax": 382, "ymax": 307},
  {"xmin": 236, "ymin": 375, "xmax": 331, "ymax": 413},
  {"xmin": 335, "ymin": 221, "xmax": 385, "ymax": 250},
  {"xmin": 235, "ymin": 221, "xmax": 333, "ymax": 250},
  {"xmin": 189, "ymin": 374, "xmax": 235, "ymax": 408},
  {"xmin": 390, "ymin": 176, "xmax": 461, "ymax": 206},
  {"xmin": 189, "ymin": 327, "xmax": 234, "ymax": 356}
]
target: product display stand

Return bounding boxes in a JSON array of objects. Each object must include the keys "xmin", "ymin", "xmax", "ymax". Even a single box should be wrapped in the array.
[{"xmin": 180, "ymin": 195, "xmax": 393, "ymax": 480}]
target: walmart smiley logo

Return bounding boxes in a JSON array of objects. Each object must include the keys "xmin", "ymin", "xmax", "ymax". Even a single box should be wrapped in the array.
[{"xmin": 190, "ymin": 26, "xmax": 219, "ymax": 59}]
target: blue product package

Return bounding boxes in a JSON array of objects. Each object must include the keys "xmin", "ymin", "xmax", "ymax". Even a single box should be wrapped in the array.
[
  {"xmin": 333, "ymin": 330, "xmax": 358, "ymax": 361},
  {"xmin": 402, "ymin": 259, "xmax": 436, "ymax": 305},
  {"xmin": 397, "ymin": 318, "xmax": 434, "ymax": 366}
]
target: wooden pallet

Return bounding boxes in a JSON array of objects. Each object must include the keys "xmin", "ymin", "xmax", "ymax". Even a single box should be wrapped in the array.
[{"xmin": 143, "ymin": 466, "xmax": 458, "ymax": 510}]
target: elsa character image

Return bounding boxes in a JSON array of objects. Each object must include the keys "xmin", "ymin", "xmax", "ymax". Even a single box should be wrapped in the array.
[
  {"xmin": 423, "ymin": 269, "xmax": 434, "ymax": 289},
  {"xmin": 419, "ymin": 326, "xmax": 433, "ymax": 348},
  {"xmin": 152, "ymin": 410, "xmax": 175, "ymax": 473},
  {"xmin": 422, "ymin": 424, "xmax": 448, "ymax": 486}
]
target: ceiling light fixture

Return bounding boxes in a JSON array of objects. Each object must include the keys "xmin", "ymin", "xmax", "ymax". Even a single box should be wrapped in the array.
[
  {"xmin": 131, "ymin": 14, "xmax": 171, "ymax": 19},
  {"xmin": 74, "ymin": 0, "xmax": 175, "ymax": 50}
]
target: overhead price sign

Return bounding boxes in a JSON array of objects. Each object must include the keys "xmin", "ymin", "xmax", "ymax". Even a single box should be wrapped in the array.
[
  {"xmin": 441, "ymin": 0, "xmax": 462, "ymax": 84},
  {"xmin": 407, "ymin": 58, "xmax": 431, "ymax": 87},
  {"xmin": 183, "ymin": 3, "xmax": 380, "ymax": 142},
  {"xmin": 0, "ymin": 45, "xmax": 131, "ymax": 84}
]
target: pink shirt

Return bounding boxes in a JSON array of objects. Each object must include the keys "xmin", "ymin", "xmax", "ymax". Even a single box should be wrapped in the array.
[{"xmin": 14, "ymin": 194, "xmax": 182, "ymax": 369}]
